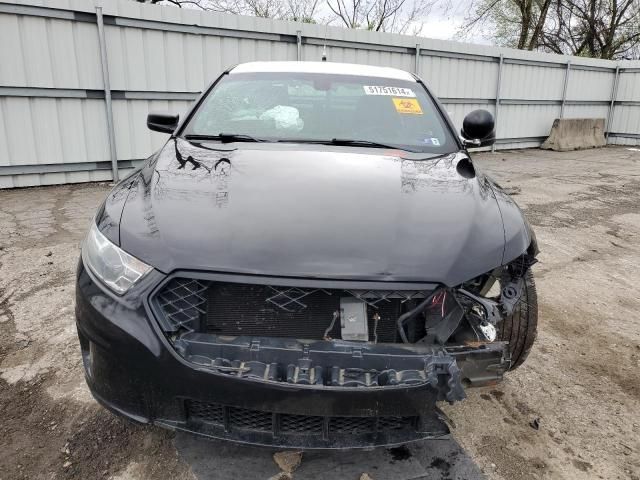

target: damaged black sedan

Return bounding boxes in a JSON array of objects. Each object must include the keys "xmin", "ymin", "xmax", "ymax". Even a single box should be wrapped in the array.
[{"xmin": 76, "ymin": 61, "xmax": 538, "ymax": 449}]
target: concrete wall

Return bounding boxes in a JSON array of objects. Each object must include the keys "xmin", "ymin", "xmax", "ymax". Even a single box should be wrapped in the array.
[{"xmin": 1, "ymin": 0, "xmax": 639, "ymax": 188}]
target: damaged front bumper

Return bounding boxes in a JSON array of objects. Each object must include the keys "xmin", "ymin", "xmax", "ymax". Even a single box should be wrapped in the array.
[
  {"xmin": 76, "ymin": 263, "xmax": 510, "ymax": 449},
  {"xmin": 175, "ymin": 334, "xmax": 509, "ymax": 399},
  {"xmin": 165, "ymin": 335, "xmax": 509, "ymax": 449}
]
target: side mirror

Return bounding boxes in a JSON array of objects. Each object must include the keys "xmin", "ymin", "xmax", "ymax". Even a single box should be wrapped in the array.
[
  {"xmin": 461, "ymin": 109, "xmax": 495, "ymax": 147},
  {"xmin": 147, "ymin": 113, "xmax": 179, "ymax": 134}
]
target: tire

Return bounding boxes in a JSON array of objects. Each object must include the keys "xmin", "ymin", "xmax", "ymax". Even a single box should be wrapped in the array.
[{"xmin": 498, "ymin": 269, "xmax": 538, "ymax": 370}]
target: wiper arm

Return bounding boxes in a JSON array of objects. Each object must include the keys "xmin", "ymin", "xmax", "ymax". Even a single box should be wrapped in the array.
[
  {"xmin": 277, "ymin": 138, "xmax": 417, "ymax": 152},
  {"xmin": 184, "ymin": 133, "xmax": 266, "ymax": 143},
  {"xmin": 330, "ymin": 138, "xmax": 417, "ymax": 152}
]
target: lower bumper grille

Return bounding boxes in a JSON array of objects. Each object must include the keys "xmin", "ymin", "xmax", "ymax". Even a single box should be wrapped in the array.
[
  {"xmin": 280, "ymin": 413, "xmax": 324, "ymax": 433},
  {"xmin": 185, "ymin": 399, "xmax": 418, "ymax": 438}
]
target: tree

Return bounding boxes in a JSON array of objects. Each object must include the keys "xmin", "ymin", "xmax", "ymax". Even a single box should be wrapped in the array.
[
  {"xmin": 541, "ymin": 0, "xmax": 640, "ymax": 59},
  {"xmin": 286, "ymin": 0, "xmax": 321, "ymax": 22},
  {"xmin": 461, "ymin": 0, "xmax": 553, "ymax": 50},
  {"xmin": 135, "ymin": 0, "xmax": 210, "ymax": 7},
  {"xmin": 326, "ymin": 0, "xmax": 435, "ymax": 33},
  {"xmin": 136, "ymin": 0, "xmax": 320, "ymax": 21},
  {"xmin": 460, "ymin": 0, "xmax": 640, "ymax": 59},
  {"xmin": 135, "ymin": 0, "xmax": 438, "ymax": 34}
]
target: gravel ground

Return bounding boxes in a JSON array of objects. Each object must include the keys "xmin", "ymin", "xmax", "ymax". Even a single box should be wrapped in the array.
[{"xmin": 0, "ymin": 146, "xmax": 639, "ymax": 480}]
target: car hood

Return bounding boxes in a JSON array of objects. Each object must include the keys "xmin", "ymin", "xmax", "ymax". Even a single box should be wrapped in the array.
[{"xmin": 118, "ymin": 139, "xmax": 508, "ymax": 286}]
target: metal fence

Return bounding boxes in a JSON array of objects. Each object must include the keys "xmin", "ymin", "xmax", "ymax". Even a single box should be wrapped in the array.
[{"xmin": 1, "ymin": 0, "xmax": 639, "ymax": 188}]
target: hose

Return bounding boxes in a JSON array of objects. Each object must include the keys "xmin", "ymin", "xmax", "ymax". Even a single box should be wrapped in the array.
[{"xmin": 396, "ymin": 288, "xmax": 443, "ymax": 343}]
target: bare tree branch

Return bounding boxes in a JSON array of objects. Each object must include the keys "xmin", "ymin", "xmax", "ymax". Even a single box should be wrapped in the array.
[
  {"xmin": 326, "ymin": 0, "xmax": 434, "ymax": 33},
  {"xmin": 460, "ymin": 0, "xmax": 640, "ymax": 59}
]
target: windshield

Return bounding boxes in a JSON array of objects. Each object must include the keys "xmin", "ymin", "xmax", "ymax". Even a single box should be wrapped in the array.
[{"xmin": 182, "ymin": 72, "xmax": 457, "ymax": 154}]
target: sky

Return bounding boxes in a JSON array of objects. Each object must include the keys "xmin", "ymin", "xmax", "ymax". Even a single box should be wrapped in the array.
[
  {"xmin": 419, "ymin": 11, "xmax": 466, "ymax": 41},
  {"xmin": 400, "ymin": 0, "xmax": 490, "ymax": 44},
  {"xmin": 419, "ymin": 8, "xmax": 491, "ymax": 44}
]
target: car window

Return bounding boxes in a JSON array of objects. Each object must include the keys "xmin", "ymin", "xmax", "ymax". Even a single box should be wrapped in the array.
[{"xmin": 184, "ymin": 72, "xmax": 457, "ymax": 154}]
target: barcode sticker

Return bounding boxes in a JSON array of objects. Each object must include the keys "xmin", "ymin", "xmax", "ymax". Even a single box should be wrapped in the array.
[{"xmin": 363, "ymin": 85, "xmax": 416, "ymax": 97}]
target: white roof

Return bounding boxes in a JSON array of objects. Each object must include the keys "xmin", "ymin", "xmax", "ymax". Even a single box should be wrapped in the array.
[{"xmin": 231, "ymin": 61, "xmax": 416, "ymax": 81}]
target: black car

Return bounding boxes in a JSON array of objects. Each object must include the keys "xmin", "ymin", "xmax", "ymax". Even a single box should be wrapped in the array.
[{"xmin": 76, "ymin": 61, "xmax": 538, "ymax": 449}]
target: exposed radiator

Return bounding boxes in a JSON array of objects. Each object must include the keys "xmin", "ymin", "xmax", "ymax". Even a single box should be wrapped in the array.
[
  {"xmin": 155, "ymin": 277, "xmax": 433, "ymax": 343},
  {"xmin": 205, "ymin": 283, "xmax": 402, "ymax": 342}
]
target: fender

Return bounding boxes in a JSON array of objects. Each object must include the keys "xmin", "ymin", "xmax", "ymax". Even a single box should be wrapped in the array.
[{"xmin": 487, "ymin": 177, "xmax": 538, "ymax": 264}]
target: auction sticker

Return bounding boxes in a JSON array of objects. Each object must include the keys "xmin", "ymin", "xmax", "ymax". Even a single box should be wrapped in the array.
[
  {"xmin": 363, "ymin": 85, "xmax": 415, "ymax": 97},
  {"xmin": 392, "ymin": 98, "xmax": 423, "ymax": 114}
]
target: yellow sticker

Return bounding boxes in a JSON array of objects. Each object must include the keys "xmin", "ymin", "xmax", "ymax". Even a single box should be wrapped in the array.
[{"xmin": 392, "ymin": 97, "xmax": 423, "ymax": 115}]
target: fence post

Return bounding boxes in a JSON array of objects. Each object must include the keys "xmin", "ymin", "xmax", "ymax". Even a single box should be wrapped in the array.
[
  {"xmin": 96, "ymin": 6, "xmax": 119, "ymax": 183},
  {"xmin": 414, "ymin": 43, "xmax": 420, "ymax": 75},
  {"xmin": 492, "ymin": 54, "xmax": 504, "ymax": 153},
  {"xmin": 606, "ymin": 65, "xmax": 620, "ymax": 141},
  {"xmin": 560, "ymin": 60, "xmax": 571, "ymax": 119},
  {"xmin": 296, "ymin": 30, "xmax": 302, "ymax": 61}
]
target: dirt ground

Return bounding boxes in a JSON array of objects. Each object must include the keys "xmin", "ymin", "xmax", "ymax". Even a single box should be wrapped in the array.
[{"xmin": 1, "ymin": 146, "xmax": 639, "ymax": 480}]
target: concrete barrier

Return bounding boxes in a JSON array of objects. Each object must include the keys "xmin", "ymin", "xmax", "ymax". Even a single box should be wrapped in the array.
[{"xmin": 541, "ymin": 118, "xmax": 606, "ymax": 151}]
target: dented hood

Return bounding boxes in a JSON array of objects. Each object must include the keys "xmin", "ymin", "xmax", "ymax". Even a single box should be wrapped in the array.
[{"xmin": 117, "ymin": 139, "xmax": 507, "ymax": 286}]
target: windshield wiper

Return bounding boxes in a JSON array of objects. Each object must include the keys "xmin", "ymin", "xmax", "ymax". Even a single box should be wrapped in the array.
[
  {"xmin": 185, "ymin": 134, "xmax": 419, "ymax": 152},
  {"xmin": 278, "ymin": 138, "xmax": 418, "ymax": 152},
  {"xmin": 184, "ymin": 133, "xmax": 266, "ymax": 143},
  {"xmin": 329, "ymin": 138, "xmax": 414, "ymax": 151}
]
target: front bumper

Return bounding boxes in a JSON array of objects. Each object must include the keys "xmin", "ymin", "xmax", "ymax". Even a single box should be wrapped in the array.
[{"xmin": 75, "ymin": 262, "xmax": 509, "ymax": 449}]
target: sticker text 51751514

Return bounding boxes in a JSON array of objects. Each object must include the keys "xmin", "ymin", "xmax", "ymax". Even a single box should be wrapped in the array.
[{"xmin": 363, "ymin": 86, "xmax": 416, "ymax": 97}]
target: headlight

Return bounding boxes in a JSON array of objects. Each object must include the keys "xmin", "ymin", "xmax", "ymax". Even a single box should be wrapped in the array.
[{"xmin": 82, "ymin": 221, "xmax": 152, "ymax": 294}]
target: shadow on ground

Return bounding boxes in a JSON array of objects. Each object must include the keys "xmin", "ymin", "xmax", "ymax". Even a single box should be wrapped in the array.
[{"xmin": 175, "ymin": 433, "xmax": 484, "ymax": 480}]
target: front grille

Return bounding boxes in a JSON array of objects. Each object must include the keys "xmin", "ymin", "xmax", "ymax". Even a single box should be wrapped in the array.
[
  {"xmin": 377, "ymin": 416, "xmax": 417, "ymax": 430},
  {"xmin": 155, "ymin": 278, "xmax": 208, "ymax": 331},
  {"xmin": 154, "ymin": 277, "xmax": 431, "ymax": 342},
  {"xmin": 330, "ymin": 416, "xmax": 376, "ymax": 434},
  {"xmin": 280, "ymin": 413, "xmax": 324, "ymax": 433},
  {"xmin": 186, "ymin": 399, "xmax": 225, "ymax": 424},
  {"xmin": 229, "ymin": 406, "xmax": 272, "ymax": 430},
  {"xmin": 185, "ymin": 399, "xmax": 417, "ymax": 438}
]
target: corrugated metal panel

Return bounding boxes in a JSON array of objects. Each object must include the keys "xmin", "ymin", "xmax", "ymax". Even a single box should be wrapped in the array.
[
  {"xmin": 0, "ymin": 168, "xmax": 132, "ymax": 189},
  {"xmin": 497, "ymin": 104, "xmax": 561, "ymax": 138},
  {"xmin": 608, "ymin": 137, "xmax": 640, "ymax": 146},
  {"xmin": 0, "ymin": 12, "xmax": 103, "ymax": 89},
  {"xmin": 563, "ymin": 104, "xmax": 610, "ymax": 119},
  {"xmin": 611, "ymin": 105, "xmax": 640, "ymax": 135},
  {"xmin": 566, "ymin": 69, "xmax": 614, "ymax": 101},
  {"xmin": 501, "ymin": 63, "xmax": 565, "ymax": 100},
  {"xmin": 1, "ymin": 0, "xmax": 640, "ymax": 188},
  {"xmin": 0, "ymin": 97, "xmax": 110, "ymax": 167},
  {"xmin": 420, "ymin": 56, "xmax": 498, "ymax": 99},
  {"xmin": 497, "ymin": 140, "xmax": 544, "ymax": 150},
  {"xmin": 303, "ymin": 45, "xmax": 413, "ymax": 72},
  {"xmin": 616, "ymin": 71, "xmax": 640, "ymax": 101}
]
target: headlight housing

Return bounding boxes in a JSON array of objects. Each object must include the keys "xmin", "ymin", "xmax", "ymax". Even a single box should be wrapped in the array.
[{"xmin": 82, "ymin": 222, "xmax": 152, "ymax": 294}]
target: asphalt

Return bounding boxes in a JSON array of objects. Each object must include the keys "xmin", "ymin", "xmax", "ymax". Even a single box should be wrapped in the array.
[
  {"xmin": 174, "ymin": 434, "xmax": 484, "ymax": 479},
  {"xmin": 1, "ymin": 145, "xmax": 639, "ymax": 480}
]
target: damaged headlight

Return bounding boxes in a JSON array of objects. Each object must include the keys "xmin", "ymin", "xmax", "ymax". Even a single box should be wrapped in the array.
[{"xmin": 82, "ymin": 222, "xmax": 152, "ymax": 294}]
